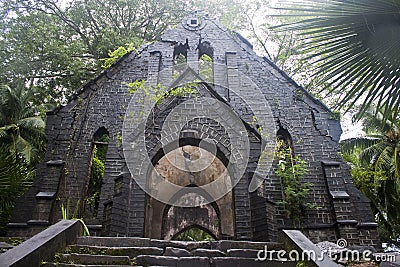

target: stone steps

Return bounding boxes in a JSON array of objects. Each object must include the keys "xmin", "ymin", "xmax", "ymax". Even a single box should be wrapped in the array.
[
  {"xmin": 68, "ymin": 245, "xmax": 164, "ymax": 258},
  {"xmin": 76, "ymin": 236, "xmax": 282, "ymax": 251},
  {"xmin": 56, "ymin": 253, "xmax": 131, "ymax": 265},
  {"xmin": 42, "ymin": 236, "xmax": 296, "ymax": 267},
  {"xmin": 136, "ymin": 255, "xmax": 296, "ymax": 267},
  {"xmin": 0, "ymin": 237, "xmax": 26, "ymax": 254},
  {"xmin": 42, "ymin": 264, "xmax": 132, "ymax": 267}
]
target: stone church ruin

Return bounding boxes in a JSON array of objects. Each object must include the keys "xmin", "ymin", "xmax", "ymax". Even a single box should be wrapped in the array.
[{"xmin": 8, "ymin": 12, "xmax": 379, "ymax": 247}]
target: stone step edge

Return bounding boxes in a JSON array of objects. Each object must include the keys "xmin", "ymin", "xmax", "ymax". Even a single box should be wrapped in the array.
[
  {"xmin": 135, "ymin": 255, "xmax": 298, "ymax": 264},
  {"xmin": 66, "ymin": 245, "xmax": 164, "ymax": 257},
  {"xmin": 68, "ymin": 244, "xmax": 165, "ymax": 251},
  {"xmin": 136, "ymin": 255, "xmax": 295, "ymax": 261},
  {"xmin": 76, "ymin": 237, "xmax": 283, "ymax": 250},
  {"xmin": 68, "ymin": 244, "xmax": 274, "ymax": 259},
  {"xmin": 56, "ymin": 253, "xmax": 131, "ymax": 265},
  {"xmin": 42, "ymin": 263, "xmax": 132, "ymax": 267}
]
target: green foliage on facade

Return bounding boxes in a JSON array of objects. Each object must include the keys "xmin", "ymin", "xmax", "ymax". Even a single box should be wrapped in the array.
[
  {"xmin": 275, "ymin": 142, "xmax": 313, "ymax": 223},
  {"xmin": 86, "ymin": 133, "xmax": 109, "ymax": 218},
  {"xmin": 101, "ymin": 43, "xmax": 136, "ymax": 69},
  {"xmin": 174, "ymin": 227, "xmax": 215, "ymax": 241},
  {"xmin": 125, "ymin": 80, "xmax": 198, "ymax": 106},
  {"xmin": 199, "ymin": 54, "xmax": 214, "ymax": 83}
]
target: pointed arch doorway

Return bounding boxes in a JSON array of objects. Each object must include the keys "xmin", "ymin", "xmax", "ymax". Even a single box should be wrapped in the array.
[
  {"xmin": 161, "ymin": 187, "xmax": 221, "ymax": 240},
  {"xmin": 144, "ymin": 142, "xmax": 235, "ymax": 240}
]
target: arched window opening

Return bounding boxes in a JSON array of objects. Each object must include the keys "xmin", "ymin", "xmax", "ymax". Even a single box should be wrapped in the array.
[
  {"xmin": 199, "ymin": 54, "xmax": 213, "ymax": 83},
  {"xmin": 174, "ymin": 53, "xmax": 187, "ymax": 65},
  {"xmin": 173, "ymin": 225, "xmax": 216, "ymax": 241},
  {"xmin": 198, "ymin": 41, "xmax": 214, "ymax": 83},
  {"xmin": 198, "ymin": 41, "xmax": 213, "ymax": 59},
  {"xmin": 173, "ymin": 54, "xmax": 187, "ymax": 77},
  {"xmin": 173, "ymin": 40, "xmax": 189, "ymax": 77},
  {"xmin": 276, "ymin": 127, "xmax": 296, "ymax": 191},
  {"xmin": 277, "ymin": 127, "xmax": 294, "ymax": 158},
  {"xmin": 85, "ymin": 127, "xmax": 109, "ymax": 218},
  {"xmin": 276, "ymin": 126, "xmax": 310, "ymax": 222}
]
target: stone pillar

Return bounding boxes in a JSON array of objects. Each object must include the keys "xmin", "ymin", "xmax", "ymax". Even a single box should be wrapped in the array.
[
  {"xmin": 213, "ymin": 53, "xmax": 228, "ymax": 99},
  {"xmin": 187, "ymin": 39, "xmax": 198, "ymax": 73},
  {"xmin": 322, "ymin": 161, "xmax": 360, "ymax": 245},
  {"xmin": 226, "ymin": 51, "xmax": 253, "ymax": 240},
  {"xmin": 32, "ymin": 160, "xmax": 65, "ymax": 223}
]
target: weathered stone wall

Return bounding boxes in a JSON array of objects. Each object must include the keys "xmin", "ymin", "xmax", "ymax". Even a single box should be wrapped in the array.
[
  {"xmin": 8, "ymin": 12, "xmax": 379, "ymax": 247},
  {"xmin": 9, "ymin": 48, "xmax": 149, "ymax": 235}
]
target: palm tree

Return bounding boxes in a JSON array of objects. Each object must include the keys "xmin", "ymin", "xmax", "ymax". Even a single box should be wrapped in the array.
[
  {"xmin": 0, "ymin": 84, "xmax": 47, "ymax": 233},
  {"xmin": 341, "ymin": 108, "xmax": 400, "ymax": 242},
  {"xmin": 341, "ymin": 108, "xmax": 399, "ymax": 179},
  {"xmin": 0, "ymin": 84, "xmax": 47, "ymax": 165},
  {"xmin": 0, "ymin": 148, "xmax": 34, "ymax": 235},
  {"xmin": 275, "ymin": 0, "xmax": 400, "ymax": 121}
]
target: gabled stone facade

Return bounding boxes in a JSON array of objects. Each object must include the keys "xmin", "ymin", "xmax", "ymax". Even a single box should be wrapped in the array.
[{"xmin": 9, "ymin": 12, "xmax": 379, "ymax": 246}]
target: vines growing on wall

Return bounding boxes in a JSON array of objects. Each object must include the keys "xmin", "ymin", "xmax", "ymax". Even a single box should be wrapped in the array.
[
  {"xmin": 275, "ymin": 140, "xmax": 314, "ymax": 223},
  {"xmin": 86, "ymin": 133, "xmax": 109, "ymax": 218},
  {"xmin": 124, "ymin": 79, "xmax": 198, "ymax": 105}
]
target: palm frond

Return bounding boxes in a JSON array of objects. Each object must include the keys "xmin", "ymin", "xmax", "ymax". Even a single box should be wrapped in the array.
[
  {"xmin": 274, "ymin": 0, "xmax": 400, "ymax": 121},
  {"xmin": 15, "ymin": 136, "xmax": 32, "ymax": 164},
  {"xmin": 375, "ymin": 146, "xmax": 395, "ymax": 175},
  {"xmin": 0, "ymin": 147, "xmax": 33, "ymax": 213},
  {"xmin": 359, "ymin": 141, "xmax": 387, "ymax": 166},
  {"xmin": 393, "ymin": 146, "xmax": 400, "ymax": 181},
  {"xmin": 0, "ymin": 85, "xmax": 22, "ymax": 124},
  {"xmin": 0, "ymin": 84, "xmax": 47, "ymax": 164},
  {"xmin": 17, "ymin": 116, "xmax": 45, "ymax": 130},
  {"xmin": 340, "ymin": 136, "xmax": 381, "ymax": 154},
  {"xmin": 358, "ymin": 106, "xmax": 396, "ymax": 134}
]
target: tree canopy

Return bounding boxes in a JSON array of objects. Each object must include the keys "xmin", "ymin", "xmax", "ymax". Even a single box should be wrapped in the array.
[{"xmin": 0, "ymin": 0, "xmax": 250, "ymax": 104}]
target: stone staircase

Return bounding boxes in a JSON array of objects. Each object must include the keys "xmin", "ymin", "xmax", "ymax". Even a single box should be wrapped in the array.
[{"xmin": 41, "ymin": 236, "xmax": 296, "ymax": 267}]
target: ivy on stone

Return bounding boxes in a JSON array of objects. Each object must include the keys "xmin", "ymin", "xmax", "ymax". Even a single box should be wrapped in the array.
[
  {"xmin": 124, "ymin": 80, "xmax": 198, "ymax": 106},
  {"xmin": 275, "ymin": 141, "xmax": 313, "ymax": 223}
]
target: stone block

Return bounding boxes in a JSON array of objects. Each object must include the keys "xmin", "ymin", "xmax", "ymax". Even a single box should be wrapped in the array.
[{"xmin": 164, "ymin": 247, "xmax": 192, "ymax": 257}]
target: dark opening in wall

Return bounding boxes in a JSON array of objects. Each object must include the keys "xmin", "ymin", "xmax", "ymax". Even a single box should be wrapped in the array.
[
  {"xmin": 173, "ymin": 225, "xmax": 216, "ymax": 241},
  {"xmin": 277, "ymin": 126, "xmax": 294, "ymax": 156},
  {"xmin": 85, "ymin": 127, "xmax": 109, "ymax": 219},
  {"xmin": 114, "ymin": 175, "xmax": 123, "ymax": 196},
  {"xmin": 173, "ymin": 39, "xmax": 189, "ymax": 77},
  {"xmin": 198, "ymin": 41, "xmax": 214, "ymax": 83},
  {"xmin": 190, "ymin": 19, "xmax": 198, "ymax": 26},
  {"xmin": 173, "ymin": 39, "xmax": 189, "ymax": 63},
  {"xmin": 198, "ymin": 41, "xmax": 213, "ymax": 59}
]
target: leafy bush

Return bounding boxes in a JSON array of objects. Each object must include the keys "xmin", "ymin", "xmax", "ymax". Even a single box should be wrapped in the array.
[
  {"xmin": 0, "ymin": 149, "xmax": 33, "ymax": 235},
  {"xmin": 275, "ymin": 143, "xmax": 313, "ymax": 222}
]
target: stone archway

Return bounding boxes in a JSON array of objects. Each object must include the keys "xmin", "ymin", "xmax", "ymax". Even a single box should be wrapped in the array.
[
  {"xmin": 144, "ymin": 144, "xmax": 235, "ymax": 240},
  {"xmin": 173, "ymin": 225, "xmax": 217, "ymax": 241},
  {"xmin": 162, "ymin": 194, "xmax": 220, "ymax": 240}
]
